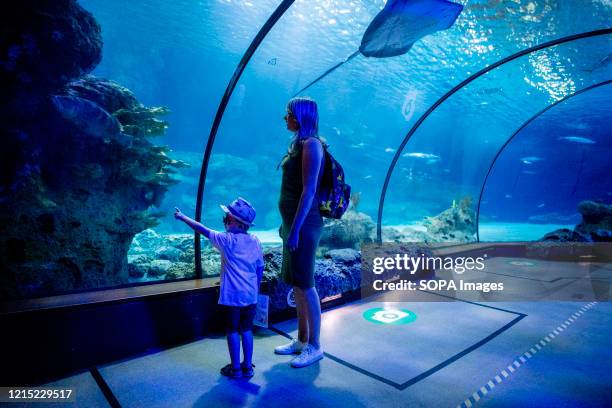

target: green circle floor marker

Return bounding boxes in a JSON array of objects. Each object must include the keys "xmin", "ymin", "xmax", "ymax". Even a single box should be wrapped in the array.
[{"xmin": 363, "ymin": 307, "xmax": 417, "ymax": 325}]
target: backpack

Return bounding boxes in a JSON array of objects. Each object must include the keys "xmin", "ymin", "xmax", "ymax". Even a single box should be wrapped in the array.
[{"xmin": 318, "ymin": 148, "xmax": 351, "ymax": 219}]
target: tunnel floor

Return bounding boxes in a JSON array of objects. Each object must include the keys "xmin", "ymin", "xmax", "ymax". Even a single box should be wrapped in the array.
[{"xmin": 21, "ymin": 261, "xmax": 612, "ymax": 408}]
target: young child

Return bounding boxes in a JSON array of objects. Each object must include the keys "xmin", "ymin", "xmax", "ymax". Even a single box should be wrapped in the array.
[{"xmin": 174, "ymin": 197, "xmax": 264, "ymax": 379}]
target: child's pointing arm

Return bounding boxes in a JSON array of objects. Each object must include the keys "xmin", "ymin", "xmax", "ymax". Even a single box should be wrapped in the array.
[{"xmin": 174, "ymin": 207, "xmax": 213, "ymax": 239}]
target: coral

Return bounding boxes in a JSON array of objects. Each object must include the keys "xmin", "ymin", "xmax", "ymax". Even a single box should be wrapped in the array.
[
  {"xmin": 165, "ymin": 262, "xmax": 195, "ymax": 280},
  {"xmin": 319, "ymin": 197, "xmax": 477, "ymax": 249},
  {"xmin": 127, "ymin": 255, "xmax": 152, "ymax": 278},
  {"xmin": 66, "ymin": 75, "xmax": 140, "ymax": 113},
  {"xmin": 126, "ymin": 230, "xmax": 218, "ymax": 281},
  {"xmin": 0, "ymin": 5, "xmax": 187, "ymax": 299},
  {"xmin": 422, "ymin": 196, "xmax": 476, "ymax": 242},
  {"xmin": 147, "ymin": 260, "xmax": 172, "ymax": 278}
]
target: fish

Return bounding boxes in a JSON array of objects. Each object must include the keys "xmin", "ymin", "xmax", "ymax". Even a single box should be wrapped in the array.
[
  {"xmin": 520, "ymin": 156, "xmax": 543, "ymax": 164},
  {"xmin": 350, "ymin": 142, "xmax": 366, "ymax": 148},
  {"xmin": 52, "ymin": 95, "xmax": 121, "ymax": 138},
  {"xmin": 294, "ymin": 0, "xmax": 463, "ymax": 96},
  {"xmin": 364, "ymin": 175, "xmax": 373, "ymax": 179},
  {"xmin": 403, "ymin": 152, "xmax": 440, "ymax": 160},
  {"xmin": 385, "ymin": 147, "xmax": 395, "ymax": 153},
  {"xmin": 505, "ymin": 194, "xmax": 512, "ymax": 199},
  {"xmin": 558, "ymin": 136, "xmax": 595, "ymax": 144},
  {"xmin": 537, "ymin": 203, "xmax": 546, "ymax": 208}
]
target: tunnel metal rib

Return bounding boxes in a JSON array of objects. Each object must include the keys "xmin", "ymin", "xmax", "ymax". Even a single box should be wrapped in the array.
[
  {"xmin": 475, "ymin": 80, "xmax": 612, "ymax": 241},
  {"xmin": 376, "ymin": 28, "xmax": 612, "ymax": 243},
  {"xmin": 194, "ymin": 0, "xmax": 295, "ymax": 277}
]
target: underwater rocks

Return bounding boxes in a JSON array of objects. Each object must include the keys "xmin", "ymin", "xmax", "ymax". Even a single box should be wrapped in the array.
[
  {"xmin": 0, "ymin": 0, "xmax": 102, "ymax": 96},
  {"xmin": 318, "ymin": 197, "xmax": 477, "ymax": 250},
  {"xmin": 381, "ymin": 225, "xmax": 429, "ymax": 243},
  {"xmin": 261, "ymin": 248, "xmax": 293, "ymax": 312},
  {"xmin": 422, "ymin": 197, "xmax": 476, "ymax": 242},
  {"xmin": 540, "ymin": 229, "xmax": 589, "ymax": 243},
  {"xmin": 575, "ymin": 201, "xmax": 612, "ymax": 239},
  {"xmin": 127, "ymin": 230, "xmax": 430, "ymax": 313},
  {"xmin": 261, "ymin": 244, "xmax": 433, "ymax": 313},
  {"xmin": 127, "ymin": 255, "xmax": 152, "ymax": 278},
  {"xmin": 261, "ymin": 246, "xmax": 362, "ymax": 313},
  {"xmin": 126, "ymin": 230, "xmax": 220, "ymax": 281},
  {"xmin": 0, "ymin": 4, "xmax": 186, "ymax": 299},
  {"xmin": 66, "ymin": 75, "xmax": 140, "ymax": 113},
  {"xmin": 540, "ymin": 201, "xmax": 612, "ymax": 243},
  {"xmin": 320, "ymin": 210, "xmax": 376, "ymax": 249},
  {"xmin": 52, "ymin": 95, "xmax": 122, "ymax": 139}
]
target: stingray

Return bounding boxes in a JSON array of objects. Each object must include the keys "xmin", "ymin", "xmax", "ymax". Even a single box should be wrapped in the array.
[{"xmin": 293, "ymin": 0, "xmax": 463, "ymax": 97}]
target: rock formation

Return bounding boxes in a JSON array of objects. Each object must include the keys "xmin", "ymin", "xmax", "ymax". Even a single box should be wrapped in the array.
[
  {"xmin": 0, "ymin": 1, "xmax": 186, "ymax": 299},
  {"xmin": 422, "ymin": 196, "xmax": 476, "ymax": 242},
  {"xmin": 540, "ymin": 200, "xmax": 612, "ymax": 243}
]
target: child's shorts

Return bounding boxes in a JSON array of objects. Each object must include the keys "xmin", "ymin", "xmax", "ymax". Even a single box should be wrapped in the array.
[{"xmin": 222, "ymin": 304, "xmax": 257, "ymax": 334}]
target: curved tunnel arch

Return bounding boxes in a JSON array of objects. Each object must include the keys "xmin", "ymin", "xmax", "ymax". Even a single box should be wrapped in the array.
[
  {"xmin": 191, "ymin": 5, "xmax": 611, "ymax": 263},
  {"xmin": 375, "ymin": 28, "xmax": 612, "ymax": 243},
  {"xmin": 475, "ymin": 80, "xmax": 612, "ymax": 242},
  {"xmin": 193, "ymin": 0, "xmax": 295, "ymax": 277}
]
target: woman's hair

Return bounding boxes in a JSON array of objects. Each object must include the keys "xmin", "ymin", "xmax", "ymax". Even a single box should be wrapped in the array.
[
  {"xmin": 287, "ymin": 97, "xmax": 319, "ymax": 139},
  {"xmin": 286, "ymin": 97, "xmax": 325, "ymax": 156}
]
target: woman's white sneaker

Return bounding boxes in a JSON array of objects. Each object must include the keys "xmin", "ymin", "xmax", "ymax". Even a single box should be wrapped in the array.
[
  {"xmin": 274, "ymin": 339, "xmax": 306, "ymax": 355},
  {"xmin": 291, "ymin": 344, "xmax": 323, "ymax": 368}
]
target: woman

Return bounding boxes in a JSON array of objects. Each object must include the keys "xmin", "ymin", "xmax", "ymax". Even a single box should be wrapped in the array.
[{"xmin": 274, "ymin": 97, "xmax": 325, "ymax": 368}]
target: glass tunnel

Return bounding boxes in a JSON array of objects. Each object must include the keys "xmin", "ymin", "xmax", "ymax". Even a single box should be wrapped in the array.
[
  {"xmin": 0, "ymin": 0, "xmax": 608, "ymax": 296},
  {"xmin": 2, "ymin": 1, "xmax": 612, "ymax": 406}
]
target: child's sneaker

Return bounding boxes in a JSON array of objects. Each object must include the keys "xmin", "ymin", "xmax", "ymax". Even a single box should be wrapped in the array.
[
  {"xmin": 274, "ymin": 339, "xmax": 306, "ymax": 355},
  {"xmin": 220, "ymin": 364, "xmax": 242, "ymax": 379},
  {"xmin": 291, "ymin": 344, "xmax": 324, "ymax": 368},
  {"xmin": 241, "ymin": 362, "xmax": 255, "ymax": 378}
]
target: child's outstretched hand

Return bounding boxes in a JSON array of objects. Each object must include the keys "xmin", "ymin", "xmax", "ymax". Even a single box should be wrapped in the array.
[{"xmin": 174, "ymin": 207, "xmax": 185, "ymax": 221}]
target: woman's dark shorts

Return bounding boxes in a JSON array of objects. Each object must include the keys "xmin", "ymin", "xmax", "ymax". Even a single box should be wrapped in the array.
[{"xmin": 223, "ymin": 304, "xmax": 257, "ymax": 334}]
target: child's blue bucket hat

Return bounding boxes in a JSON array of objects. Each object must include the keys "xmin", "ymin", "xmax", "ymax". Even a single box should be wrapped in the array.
[{"xmin": 220, "ymin": 197, "xmax": 256, "ymax": 226}]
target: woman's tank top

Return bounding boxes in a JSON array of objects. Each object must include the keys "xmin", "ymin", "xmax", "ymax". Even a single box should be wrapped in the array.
[{"xmin": 278, "ymin": 138, "xmax": 325, "ymax": 219}]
